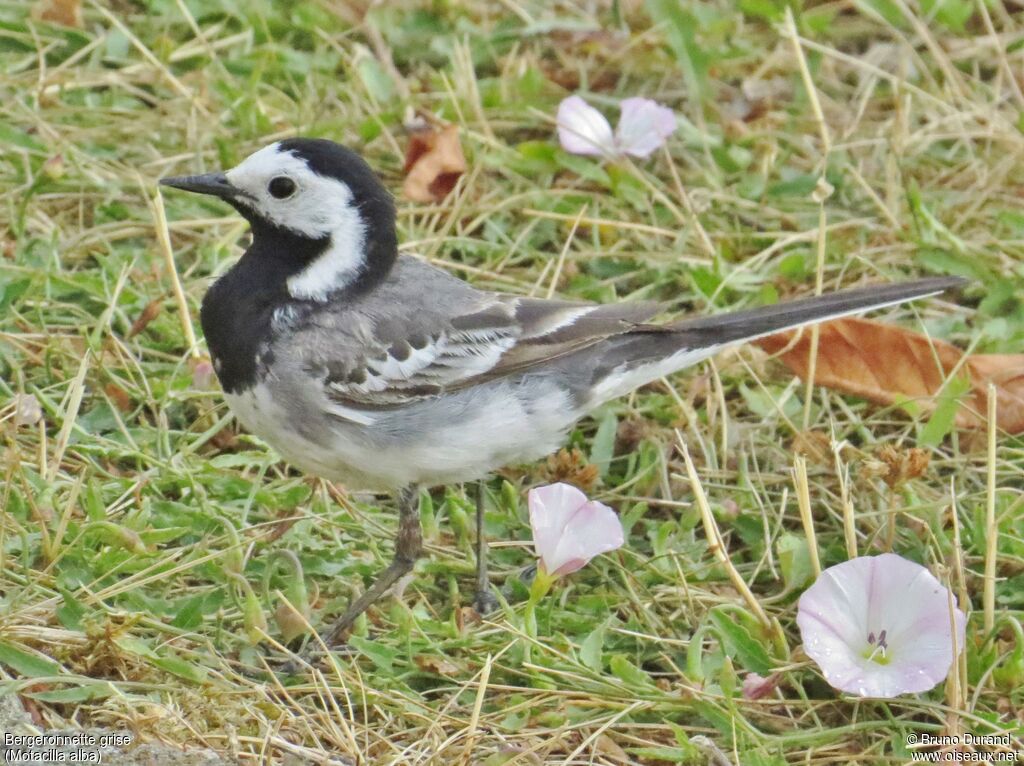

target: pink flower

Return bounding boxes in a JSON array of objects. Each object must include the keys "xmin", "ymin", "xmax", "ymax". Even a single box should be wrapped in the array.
[
  {"xmin": 742, "ymin": 672, "xmax": 780, "ymax": 700},
  {"xmin": 797, "ymin": 553, "xmax": 966, "ymax": 698},
  {"xmin": 528, "ymin": 483, "xmax": 624, "ymax": 577},
  {"xmin": 190, "ymin": 357, "xmax": 216, "ymax": 390},
  {"xmin": 556, "ymin": 96, "xmax": 676, "ymax": 159}
]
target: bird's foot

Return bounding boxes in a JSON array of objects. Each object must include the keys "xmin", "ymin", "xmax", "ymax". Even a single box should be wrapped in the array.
[{"xmin": 471, "ymin": 587, "xmax": 499, "ymax": 616}]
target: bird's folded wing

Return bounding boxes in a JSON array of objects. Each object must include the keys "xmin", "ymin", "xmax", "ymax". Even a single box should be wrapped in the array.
[{"xmin": 321, "ymin": 296, "xmax": 663, "ymax": 408}]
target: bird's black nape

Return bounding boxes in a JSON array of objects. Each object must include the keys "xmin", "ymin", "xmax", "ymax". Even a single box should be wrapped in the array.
[{"xmin": 278, "ymin": 138, "xmax": 399, "ymax": 295}]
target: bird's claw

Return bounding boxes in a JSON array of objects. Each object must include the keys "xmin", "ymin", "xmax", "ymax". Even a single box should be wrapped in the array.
[{"xmin": 472, "ymin": 587, "xmax": 499, "ymax": 615}]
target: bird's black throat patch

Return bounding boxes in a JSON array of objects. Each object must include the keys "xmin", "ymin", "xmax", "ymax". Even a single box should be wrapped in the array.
[
  {"xmin": 200, "ymin": 137, "xmax": 401, "ymax": 393},
  {"xmin": 200, "ymin": 223, "xmax": 326, "ymax": 393}
]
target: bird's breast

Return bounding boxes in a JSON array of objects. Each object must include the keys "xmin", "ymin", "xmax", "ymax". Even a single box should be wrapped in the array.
[{"xmin": 221, "ymin": 376, "xmax": 579, "ymax": 490}]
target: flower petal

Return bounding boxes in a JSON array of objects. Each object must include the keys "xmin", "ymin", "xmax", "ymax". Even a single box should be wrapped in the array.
[
  {"xmin": 528, "ymin": 484, "xmax": 624, "ymax": 577},
  {"xmin": 614, "ymin": 97, "xmax": 676, "ymax": 158},
  {"xmin": 797, "ymin": 554, "xmax": 965, "ymax": 698},
  {"xmin": 741, "ymin": 672, "xmax": 779, "ymax": 700},
  {"xmin": 546, "ymin": 500, "xmax": 624, "ymax": 576},
  {"xmin": 869, "ymin": 553, "xmax": 965, "ymax": 650},
  {"xmin": 556, "ymin": 96, "xmax": 616, "ymax": 157},
  {"xmin": 796, "ymin": 560, "xmax": 872, "ymax": 648},
  {"xmin": 528, "ymin": 483, "xmax": 590, "ymax": 570}
]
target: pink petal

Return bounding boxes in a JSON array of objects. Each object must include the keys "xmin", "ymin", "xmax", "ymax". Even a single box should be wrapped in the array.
[
  {"xmin": 529, "ymin": 483, "xmax": 590, "ymax": 570},
  {"xmin": 742, "ymin": 672, "xmax": 779, "ymax": 700},
  {"xmin": 191, "ymin": 360, "xmax": 216, "ymax": 389},
  {"xmin": 614, "ymin": 98, "xmax": 676, "ymax": 158},
  {"xmin": 797, "ymin": 554, "xmax": 966, "ymax": 698},
  {"xmin": 556, "ymin": 96, "xmax": 616, "ymax": 157},
  {"xmin": 528, "ymin": 483, "xmax": 624, "ymax": 576},
  {"xmin": 546, "ymin": 500, "xmax": 624, "ymax": 576},
  {"xmin": 551, "ymin": 558, "xmax": 587, "ymax": 577}
]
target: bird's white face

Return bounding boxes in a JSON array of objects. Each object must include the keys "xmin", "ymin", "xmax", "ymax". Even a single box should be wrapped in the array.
[{"xmin": 226, "ymin": 143, "xmax": 367, "ymax": 300}]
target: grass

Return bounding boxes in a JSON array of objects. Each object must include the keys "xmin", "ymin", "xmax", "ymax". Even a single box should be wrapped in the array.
[{"xmin": 1, "ymin": 0, "xmax": 1023, "ymax": 763}]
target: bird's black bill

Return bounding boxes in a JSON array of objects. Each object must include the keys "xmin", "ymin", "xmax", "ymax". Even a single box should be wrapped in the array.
[{"xmin": 159, "ymin": 172, "xmax": 237, "ymax": 199}]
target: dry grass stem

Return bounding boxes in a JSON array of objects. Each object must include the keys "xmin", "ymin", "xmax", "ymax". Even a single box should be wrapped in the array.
[
  {"xmin": 792, "ymin": 455, "xmax": 822, "ymax": 578},
  {"xmin": 983, "ymin": 382, "xmax": 998, "ymax": 635},
  {"xmin": 678, "ymin": 433, "xmax": 770, "ymax": 627},
  {"xmin": 2, "ymin": 1, "xmax": 1019, "ymax": 760}
]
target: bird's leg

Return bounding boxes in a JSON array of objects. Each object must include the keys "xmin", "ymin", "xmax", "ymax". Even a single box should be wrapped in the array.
[
  {"xmin": 320, "ymin": 485, "xmax": 421, "ymax": 648},
  {"xmin": 472, "ymin": 482, "xmax": 498, "ymax": 614}
]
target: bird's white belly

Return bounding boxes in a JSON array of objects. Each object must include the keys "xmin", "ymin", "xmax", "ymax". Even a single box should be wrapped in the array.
[
  {"xmin": 224, "ymin": 385, "xmax": 350, "ymax": 481},
  {"xmin": 224, "ymin": 380, "xmax": 574, "ymax": 490}
]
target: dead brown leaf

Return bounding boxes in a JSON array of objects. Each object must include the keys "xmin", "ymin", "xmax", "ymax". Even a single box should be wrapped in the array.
[
  {"xmin": 128, "ymin": 298, "xmax": 164, "ymax": 338},
  {"xmin": 615, "ymin": 416, "xmax": 650, "ymax": 454},
  {"xmin": 593, "ymin": 734, "xmax": 629, "ymax": 762},
  {"xmin": 18, "ymin": 692, "xmax": 47, "ymax": 727},
  {"xmin": 414, "ymin": 654, "xmax": 460, "ymax": 675},
  {"xmin": 103, "ymin": 383, "xmax": 132, "ymax": 413},
  {"xmin": 792, "ymin": 430, "xmax": 832, "ymax": 464},
  {"xmin": 455, "ymin": 605, "xmax": 480, "ymax": 633},
  {"xmin": 402, "ymin": 124, "xmax": 466, "ymax": 203},
  {"xmin": 757, "ymin": 317, "xmax": 1024, "ymax": 433},
  {"xmin": 34, "ymin": 0, "xmax": 82, "ymax": 27},
  {"xmin": 274, "ymin": 599, "xmax": 310, "ymax": 644},
  {"xmin": 262, "ymin": 509, "xmax": 303, "ymax": 544}
]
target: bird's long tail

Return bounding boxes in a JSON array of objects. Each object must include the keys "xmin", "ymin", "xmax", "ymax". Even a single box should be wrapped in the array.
[
  {"xmin": 586, "ymin": 276, "xmax": 965, "ymax": 406},
  {"xmin": 669, "ymin": 275, "xmax": 965, "ymax": 344}
]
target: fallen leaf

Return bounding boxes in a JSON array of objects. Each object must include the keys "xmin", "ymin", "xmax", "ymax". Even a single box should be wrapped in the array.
[
  {"xmin": 104, "ymin": 383, "xmax": 132, "ymax": 413},
  {"xmin": 128, "ymin": 298, "xmax": 163, "ymax": 338},
  {"xmin": 481, "ymin": 746, "xmax": 543, "ymax": 766},
  {"xmin": 757, "ymin": 317, "xmax": 1024, "ymax": 433},
  {"xmin": 34, "ymin": 0, "xmax": 82, "ymax": 27},
  {"xmin": 691, "ymin": 736, "xmax": 736, "ymax": 766},
  {"xmin": 262, "ymin": 509, "xmax": 302, "ymax": 544},
  {"xmin": 455, "ymin": 605, "xmax": 482, "ymax": 633},
  {"xmin": 414, "ymin": 654, "xmax": 460, "ymax": 675},
  {"xmin": 614, "ymin": 415, "xmax": 650, "ymax": 453},
  {"xmin": 402, "ymin": 123, "xmax": 466, "ymax": 203},
  {"xmin": 594, "ymin": 734, "xmax": 629, "ymax": 762},
  {"xmin": 274, "ymin": 599, "xmax": 310, "ymax": 644},
  {"xmin": 17, "ymin": 691, "xmax": 47, "ymax": 727},
  {"xmin": 791, "ymin": 430, "xmax": 832, "ymax": 464}
]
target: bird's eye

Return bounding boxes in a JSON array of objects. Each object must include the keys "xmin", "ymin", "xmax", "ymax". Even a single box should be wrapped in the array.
[{"xmin": 268, "ymin": 177, "xmax": 296, "ymax": 199}]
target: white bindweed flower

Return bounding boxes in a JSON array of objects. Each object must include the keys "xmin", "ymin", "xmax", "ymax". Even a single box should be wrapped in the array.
[
  {"xmin": 797, "ymin": 553, "xmax": 966, "ymax": 698},
  {"xmin": 556, "ymin": 96, "xmax": 676, "ymax": 159},
  {"xmin": 528, "ymin": 482, "xmax": 624, "ymax": 577}
]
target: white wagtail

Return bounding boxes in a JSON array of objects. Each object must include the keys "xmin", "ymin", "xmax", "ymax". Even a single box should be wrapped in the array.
[{"xmin": 161, "ymin": 137, "xmax": 963, "ymax": 647}]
